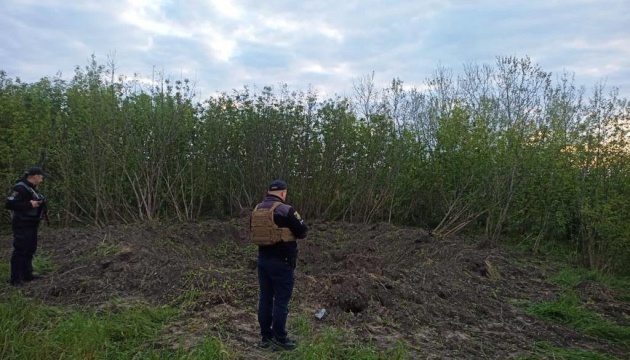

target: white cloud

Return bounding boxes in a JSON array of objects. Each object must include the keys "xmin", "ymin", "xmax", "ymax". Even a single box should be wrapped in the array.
[
  {"xmin": 0, "ymin": 0, "xmax": 628, "ymax": 99},
  {"xmin": 209, "ymin": 0, "xmax": 243, "ymax": 19},
  {"xmin": 563, "ymin": 38, "xmax": 630, "ymax": 54},
  {"xmin": 119, "ymin": 0, "xmax": 192, "ymax": 38},
  {"xmin": 197, "ymin": 25, "xmax": 238, "ymax": 62}
]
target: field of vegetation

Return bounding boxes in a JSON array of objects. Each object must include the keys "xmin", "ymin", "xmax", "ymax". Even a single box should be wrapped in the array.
[
  {"xmin": 1, "ymin": 220, "xmax": 629, "ymax": 359},
  {"xmin": 1, "ymin": 55, "xmax": 629, "ymax": 358}
]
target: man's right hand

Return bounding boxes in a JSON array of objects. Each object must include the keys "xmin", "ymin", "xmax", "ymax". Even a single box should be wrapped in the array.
[{"xmin": 30, "ymin": 200, "xmax": 41, "ymax": 208}]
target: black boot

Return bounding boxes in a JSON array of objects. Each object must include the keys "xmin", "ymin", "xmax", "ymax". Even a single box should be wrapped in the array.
[
  {"xmin": 270, "ymin": 337, "xmax": 298, "ymax": 351},
  {"xmin": 23, "ymin": 274, "xmax": 43, "ymax": 282},
  {"xmin": 258, "ymin": 337, "xmax": 273, "ymax": 349}
]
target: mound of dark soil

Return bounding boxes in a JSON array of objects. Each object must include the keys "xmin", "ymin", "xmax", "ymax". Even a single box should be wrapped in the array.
[{"xmin": 1, "ymin": 219, "xmax": 628, "ymax": 359}]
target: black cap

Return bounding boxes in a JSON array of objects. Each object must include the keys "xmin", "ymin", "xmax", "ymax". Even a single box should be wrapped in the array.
[
  {"xmin": 268, "ymin": 179, "xmax": 287, "ymax": 191},
  {"xmin": 26, "ymin": 167, "xmax": 50, "ymax": 178}
]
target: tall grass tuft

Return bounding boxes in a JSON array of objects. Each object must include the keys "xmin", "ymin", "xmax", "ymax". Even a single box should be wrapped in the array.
[{"xmin": 33, "ymin": 251, "xmax": 56, "ymax": 274}]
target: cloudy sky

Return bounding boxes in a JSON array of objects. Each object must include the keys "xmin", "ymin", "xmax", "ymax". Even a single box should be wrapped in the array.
[{"xmin": 1, "ymin": 0, "xmax": 629, "ymax": 99}]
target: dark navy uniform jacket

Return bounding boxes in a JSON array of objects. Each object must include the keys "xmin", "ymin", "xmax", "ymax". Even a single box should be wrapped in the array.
[
  {"xmin": 256, "ymin": 194, "xmax": 308, "ymax": 260},
  {"xmin": 5, "ymin": 180, "xmax": 45, "ymax": 226}
]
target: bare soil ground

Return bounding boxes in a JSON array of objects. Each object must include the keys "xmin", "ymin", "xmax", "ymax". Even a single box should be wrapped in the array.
[{"xmin": 1, "ymin": 219, "xmax": 628, "ymax": 359}]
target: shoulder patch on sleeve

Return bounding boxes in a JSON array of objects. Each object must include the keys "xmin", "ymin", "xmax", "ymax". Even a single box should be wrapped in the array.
[
  {"xmin": 8, "ymin": 191, "xmax": 19, "ymax": 200},
  {"xmin": 294, "ymin": 211, "xmax": 302, "ymax": 220}
]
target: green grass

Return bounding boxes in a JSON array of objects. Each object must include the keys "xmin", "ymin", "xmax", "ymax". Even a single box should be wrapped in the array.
[
  {"xmin": 133, "ymin": 336, "xmax": 234, "ymax": 360},
  {"xmin": 278, "ymin": 315, "xmax": 409, "ymax": 360},
  {"xmin": 183, "ymin": 337, "xmax": 234, "ymax": 359},
  {"xmin": 209, "ymin": 239, "xmax": 256, "ymax": 259},
  {"xmin": 0, "ymin": 251, "xmax": 55, "ymax": 279},
  {"xmin": 93, "ymin": 239, "xmax": 122, "ymax": 257},
  {"xmin": 552, "ymin": 268, "xmax": 629, "ymax": 290},
  {"xmin": 33, "ymin": 252, "xmax": 56, "ymax": 273},
  {"xmin": 0, "ymin": 293, "xmax": 232, "ymax": 360},
  {"xmin": 169, "ymin": 287, "xmax": 204, "ymax": 310},
  {"xmin": 550, "ymin": 267, "xmax": 630, "ymax": 303},
  {"xmin": 524, "ymin": 267, "xmax": 630, "ymax": 347},
  {"xmin": 0, "ymin": 293, "xmax": 407, "ymax": 360},
  {"xmin": 528, "ymin": 294, "xmax": 630, "ymax": 346},
  {"xmin": 517, "ymin": 341, "xmax": 623, "ymax": 360},
  {"xmin": 0, "ymin": 261, "xmax": 9, "ymax": 280}
]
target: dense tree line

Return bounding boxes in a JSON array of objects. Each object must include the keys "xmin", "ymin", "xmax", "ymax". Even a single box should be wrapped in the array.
[{"xmin": 1, "ymin": 56, "xmax": 628, "ymax": 274}]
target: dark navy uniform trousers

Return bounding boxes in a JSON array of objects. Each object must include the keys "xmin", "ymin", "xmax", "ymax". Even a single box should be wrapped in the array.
[
  {"xmin": 11, "ymin": 224, "xmax": 38, "ymax": 283},
  {"xmin": 257, "ymin": 256, "xmax": 295, "ymax": 341}
]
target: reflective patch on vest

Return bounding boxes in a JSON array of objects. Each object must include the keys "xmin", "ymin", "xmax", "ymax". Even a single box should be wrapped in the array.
[
  {"xmin": 7, "ymin": 191, "xmax": 18, "ymax": 200},
  {"xmin": 294, "ymin": 211, "xmax": 302, "ymax": 220}
]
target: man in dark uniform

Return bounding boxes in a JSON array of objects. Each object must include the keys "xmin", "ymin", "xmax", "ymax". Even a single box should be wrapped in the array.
[
  {"xmin": 5, "ymin": 166, "xmax": 49, "ymax": 287},
  {"xmin": 250, "ymin": 179, "xmax": 308, "ymax": 351}
]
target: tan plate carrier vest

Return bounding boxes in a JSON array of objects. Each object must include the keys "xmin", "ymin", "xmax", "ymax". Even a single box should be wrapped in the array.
[{"xmin": 251, "ymin": 202, "xmax": 297, "ymax": 246}]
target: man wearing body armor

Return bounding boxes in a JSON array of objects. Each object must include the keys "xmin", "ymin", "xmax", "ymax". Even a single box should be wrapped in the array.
[
  {"xmin": 5, "ymin": 167, "xmax": 49, "ymax": 287},
  {"xmin": 251, "ymin": 180, "xmax": 308, "ymax": 351}
]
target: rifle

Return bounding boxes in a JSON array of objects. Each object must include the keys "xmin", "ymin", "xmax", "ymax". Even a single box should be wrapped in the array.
[{"xmin": 39, "ymin": 200, "xmax": 50, "ymax": 226}]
